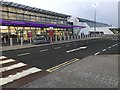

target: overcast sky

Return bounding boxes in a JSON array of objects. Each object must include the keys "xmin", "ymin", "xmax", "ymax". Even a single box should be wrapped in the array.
[{"xmin": 4, "ymin": 0, "xmax": 119, "ymax": 27}]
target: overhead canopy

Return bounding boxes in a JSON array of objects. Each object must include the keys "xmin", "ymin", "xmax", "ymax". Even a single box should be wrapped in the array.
[{"xmin": 0, "ymin": 19, "xmax": 86, "ymax": 29}]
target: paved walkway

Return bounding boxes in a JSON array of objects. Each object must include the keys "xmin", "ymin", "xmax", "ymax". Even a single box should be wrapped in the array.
[
  {"xmin": 22, "ymin": 55, "xmax": 119, "ymax": 88},
  {"xmin": 1, "ymin": 37, "xmax": 99, "ymax": 51}
]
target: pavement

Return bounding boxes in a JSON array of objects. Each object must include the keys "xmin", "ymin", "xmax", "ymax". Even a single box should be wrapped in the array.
[{"xmin": 22, "ymin": 55, "xmax": 119, "ymax": 88}]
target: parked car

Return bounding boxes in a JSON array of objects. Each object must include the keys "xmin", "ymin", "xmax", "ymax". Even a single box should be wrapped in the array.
[{"xmin": 32, "ymin": 35, "xmax": 50, "ymax": 45}]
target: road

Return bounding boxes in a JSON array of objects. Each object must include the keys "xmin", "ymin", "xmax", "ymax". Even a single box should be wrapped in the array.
[
  {"xmin": 1, "ymin": 38, "xmax": 119, "ymax": 88},
  {"xmin": 2, "ymin": 38, "xmax": 119, "ymax": 70}
]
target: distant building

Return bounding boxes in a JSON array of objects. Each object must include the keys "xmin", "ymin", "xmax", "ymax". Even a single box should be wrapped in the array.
[{"xmin": 67, "ymin": 16, "xmax": 114, "ymax": 35}]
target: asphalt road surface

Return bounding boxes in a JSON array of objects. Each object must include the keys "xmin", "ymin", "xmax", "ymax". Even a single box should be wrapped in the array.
[{"xmin": 2, "ymin": 38, "xmax": 119, "ymax": 70}]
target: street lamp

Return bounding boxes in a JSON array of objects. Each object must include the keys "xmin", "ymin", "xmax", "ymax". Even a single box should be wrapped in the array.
[{"xmin": 92, "ymin": 3, "xmax": 99, "ymax": 37}]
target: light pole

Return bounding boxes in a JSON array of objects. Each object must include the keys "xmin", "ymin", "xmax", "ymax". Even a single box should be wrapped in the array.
[{"xmin": 92, "ymin": 3, "xmax": 99, "ymax": 37}]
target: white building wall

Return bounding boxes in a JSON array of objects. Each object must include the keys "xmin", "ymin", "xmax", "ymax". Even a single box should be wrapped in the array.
[
  {"xmin": 67, "ymin": 17, "xmax": 81, "ymax": 34},
  {"xmin": 78, "ymin": 22, "xmax": 114, "ymax": 35},
  {"xmin": 89, "ymin": 27, "xmax": 114, "ymax": 34},
  {"xmin": 68, "ymin": 16, "xmax": 114, "ymax": 35}
]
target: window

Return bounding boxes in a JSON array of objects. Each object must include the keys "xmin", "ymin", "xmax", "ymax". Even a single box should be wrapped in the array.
[{"xmin": 9, "ymin": 13, "xmax": 16, "ymax": 20}]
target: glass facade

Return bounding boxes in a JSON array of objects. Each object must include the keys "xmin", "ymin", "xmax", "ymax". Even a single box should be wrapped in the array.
[{"xmin": 0, "ymin": 1, "xmax": 72, "ymax": 40}]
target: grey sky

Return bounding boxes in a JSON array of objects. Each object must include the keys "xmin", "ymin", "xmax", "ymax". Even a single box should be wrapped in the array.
[{"xmin": 4, "ymin": 0, "xmax": 119, "ymax": 27}]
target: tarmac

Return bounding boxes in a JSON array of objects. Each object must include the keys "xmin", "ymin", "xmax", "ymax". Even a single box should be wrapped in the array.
[
  {"xmin": 1, "ymin": 37, "xmax": 99, "ymax": 51},
  {"xmin": 1, "ymin": 36, "xmax": 119, "ymax": 88},
  {"xmin": 22, "ymin": 55, "xmax": 119, "ymax": 88}
]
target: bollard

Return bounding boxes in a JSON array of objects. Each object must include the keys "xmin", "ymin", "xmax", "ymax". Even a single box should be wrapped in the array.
[
  {"xmin": 30, "ymin": 37, "xmax": 32, "ymax": 44},
  {"xmin": 17, "ymin": 38, "xmax": 19, "ymax": 43},
  {"xmin": 21, "ymin": 37, "xmax": 23, "ymax": 45},
  {"xmin": 50, "ymin": 36, "xmax": 52, "ymax": 43},
  {"xmin": 77, "ymin": 35, "xmax": 79, "ymax": 40},
  {"xmin": 10, "ymin": 38, "xmax": 13, "ymax": 46},
  {"xmin": 4, "ymin": 38, "xmax": 6, "ymax": 44},
  {"xmin": 64, "ymin": 36, "xmax": 66, "ymax": 41},
  {"xmin": 71, "ymin": 35, "xmax": 73, "ymax": 40},
  {"xmin": 55, "ymin": 36, "xmax": 57, "ymax": 42},
  {"xmin": 60, "ymin": 36, "xmax": 62, "ymax": 41},
  {"xmin": 68, "ymin": 35, "xmax": 70, "ymax": 41}
]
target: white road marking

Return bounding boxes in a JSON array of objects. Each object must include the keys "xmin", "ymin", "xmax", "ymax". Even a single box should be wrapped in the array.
[
  {"xmin": 115, "ymin": 43, "xmax": 118, "ymax": 46},
  {"xmin": 0, "ymin": 56, "xmax": 7, "ymax": 59},
  {"xmin": 102, "ymin": 49, "xmax": 106, "ymax": 52},
  {"xmin": 66, "ymin": 46, "xmax": 87, "ymax": 53},
  {"xmin": 108, "ymin": 46, "xmax": 112, "ymax": 49},
  {"xmin": 115, "ymin": 81, "xmax": 118, "ymax": 86},
  {"xmin": 18, "ymin": 53, "xmax": 30, "ymax": 56},
  {"xmin": 107, "ymin": 78, "xmax": 112, "ymax": 85},
  {"xmin": 112, "ymin": 45, "xmax": 115, "ymax": 47},
  {"xmin": 94, "ymin": 74, "xmax": 100, "ymax": 80},
  {"xmin": 54, "ymin": 47, "xmax": 61, "ymax": 50},
  {"xmin": 66, "ymin": 45, "xmax": 70, "ymax": 47},
  {"xmin": 94, "ymin": 52, "xmax": 100, "ymax": 55},
  {"xmin": 0, "ymin": 63, "xmax": 27, "ymax": 73},
  {"xmin": 101, "ymin": 77, "xmax": 105, "ymax": 82},
  {"xmin": 0, "ymin": 59, "xmax": 15, "ymax": 64},
  {"xmin": 40, "ymin": 49, "xmax": 48, "ymax": 52},
  {"xmin": 0, "ymin": 67, "xmax": 42, "ymax": 86}
]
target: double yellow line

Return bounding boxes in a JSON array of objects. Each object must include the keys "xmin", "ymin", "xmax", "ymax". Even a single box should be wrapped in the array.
[{"xmin": 46, "ymin": 58, "xmax": 80, "ymax": 72}]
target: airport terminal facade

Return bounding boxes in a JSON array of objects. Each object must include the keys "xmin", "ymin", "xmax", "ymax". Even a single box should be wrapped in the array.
[
  {"xmin": 0, "ymin": 1, "xmax": 113, "ymax": 42},
  {"xmin": 0, "ymin": 1, "xmax": 79, "ymax": 40}
]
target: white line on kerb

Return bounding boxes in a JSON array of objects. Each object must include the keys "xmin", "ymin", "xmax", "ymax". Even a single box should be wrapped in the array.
[
  {"xmin": 18, "ymin": 53, "xmax": 30, "ymax": 56},
  {"xmin": 54, "ymin": 47, "xmax": 61, "ymax": 50},
  {"xmin": 94, "ymin": 52, "xmax": 100, "ymax": 55},
  {"xmin": 102, "ymin": 49, "xmax": 106, "ymax": 52},
  {"xmin": 40, "ymin": 49, "xmax": 48, "ymax": 52}
]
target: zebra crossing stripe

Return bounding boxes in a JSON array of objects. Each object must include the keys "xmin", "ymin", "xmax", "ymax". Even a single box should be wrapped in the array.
[
  {"xmin": 0, "ymin": 63, "xmax": 27, "ymax": 73},
  {"xmin": 0, "ymin": 67, "xmax": 42, "ymax": 86},
  {"xmin": 0, "ymin": 59, "xmax": 15, "ymax": 64},
  {"xmin": 0, "ymin": 56, "xmax": 7, "ymax": 60}
]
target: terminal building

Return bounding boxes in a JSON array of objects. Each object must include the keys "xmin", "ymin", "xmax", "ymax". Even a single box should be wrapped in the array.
[
  {"xmin": 0, "ymin": 1, "xmax": 84, "ymax": 41},
  {"xmin": 0, "ymin": 1, "xmax": 114, "ymax": 42},
  {"xmin": 67, "ymin": 17, "xmax": 114, "ymax": 35}
]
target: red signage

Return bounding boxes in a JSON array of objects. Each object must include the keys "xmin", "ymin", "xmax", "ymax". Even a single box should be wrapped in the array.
[{"xmin": 48, "ymin": 30, "xmax": 54, "ymax": 36}]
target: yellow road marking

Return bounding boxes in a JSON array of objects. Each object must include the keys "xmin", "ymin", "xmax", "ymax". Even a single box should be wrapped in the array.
[{"xmin": 46, "ymin": 58, "xmax": 80, "ymax": 72}]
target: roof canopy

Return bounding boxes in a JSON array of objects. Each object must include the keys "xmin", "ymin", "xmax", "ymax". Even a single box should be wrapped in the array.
[{"xmin": 0, "ymin": 19, "xmax": 86, "ymax": 29}]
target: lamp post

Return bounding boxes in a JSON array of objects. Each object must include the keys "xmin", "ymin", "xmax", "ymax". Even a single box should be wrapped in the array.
[{"xmin": 92, "ymin": 3, "xmax": 99, "ymax": 37}]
